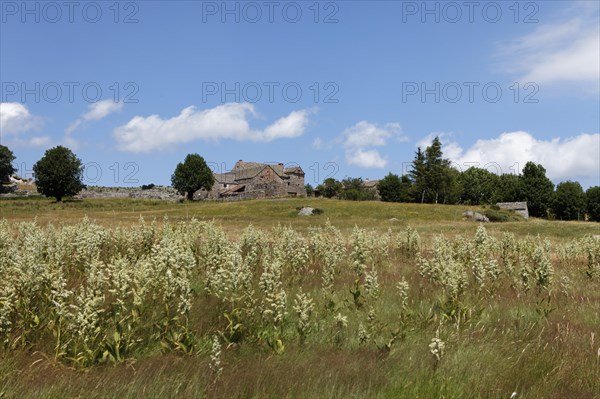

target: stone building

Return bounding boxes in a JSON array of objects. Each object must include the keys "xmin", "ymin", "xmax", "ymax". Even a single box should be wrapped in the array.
[
  {"xmin": 496, "ymin": 202, "xmax": 529, "ymax": 219},
  {"xmin": 197, "ymin": 161, "xmax": 306, "ymax": 200},
  {"xmin": 363, "ymin": 179, "xmax": 381, "ymax": 200}
]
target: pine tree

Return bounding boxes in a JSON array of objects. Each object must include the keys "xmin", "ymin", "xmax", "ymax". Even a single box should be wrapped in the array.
[
  {"xmin": 171, "ymin": 153, "xmax": 215, "ymax": 201},
  {"xmin": 409, "ymin": 147, "xmax": 427, "ymax": 203},
  {"xmin": 424, "ymin": 137, "xmax": 449, "ymax": 204}
]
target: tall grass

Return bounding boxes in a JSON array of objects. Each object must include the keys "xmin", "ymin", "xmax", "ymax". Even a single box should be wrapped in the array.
[{"xmin": 1, "ymin": 214, "xmax": 599, "ymax": 398}]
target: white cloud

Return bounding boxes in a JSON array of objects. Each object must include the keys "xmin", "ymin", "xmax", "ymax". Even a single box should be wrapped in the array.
[
  {"xmin": 263, "ymin": 109, "xmax": 311, "ymax": 141},
  {"xmin": 113, "ymin": 103, "xmax": 312, "ymax": 152},
  {"xmin": 6, "ymin": 136, "xmax": 51, "ymax": 148},
  {"xmin": 29, "ymin": 136, "xmax": 51, "ymax": 146},
  {"xmin": 346, "ymin": 148, "xmax": 387, "ymax": 168},
  {"xmin": 0, "ymin": 102, "xmax": 42, "ymax": 135},
  {"xmin": 312, "ymin": 137, "xmax": 329, "ymax": 150},
  {"xmin": 433, "ymin": 131, "xmax": 600, "ymax": 181},
  {"xmin": 66, "ymin": 99, "xmax": 124, "ymax": 134},
  {"xmin": 499, "ymin": 5, "xmax": 600, "ymax": 90},
  {"xmin": 343, "ymin": 121, "xmax": 403, "ymax": 148},
  {"xmin": 336, "ymin": 121, "xmax": 406, "ymax": 169}
]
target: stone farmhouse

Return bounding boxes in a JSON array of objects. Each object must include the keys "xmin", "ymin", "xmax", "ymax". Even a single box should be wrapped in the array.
[
  {"xmin": 363, "ymin": 179, "xmax": 381, "ymax": 200},
  {"xmin": 197, "ymin": 161, "xmax": 307, "ymax": 200}
]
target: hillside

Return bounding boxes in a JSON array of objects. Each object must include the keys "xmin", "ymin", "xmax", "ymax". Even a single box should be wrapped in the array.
[{"xmin": 1, "ymin": 197, "xmax": 597, "ymax": 241}]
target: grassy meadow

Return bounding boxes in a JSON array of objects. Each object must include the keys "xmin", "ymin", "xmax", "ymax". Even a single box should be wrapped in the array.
[
  {"xmin": 0, "ymin": 197, "xmax": 599, "ymax": 399},
  {"xmin": 1, "ymin": 196, "xmax": 597, "ymax": 239}
]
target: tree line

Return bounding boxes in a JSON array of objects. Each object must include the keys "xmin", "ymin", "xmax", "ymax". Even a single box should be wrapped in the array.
[
  {"xmin": 1, "ymin": 142, "xmax": 598, "ymax": 221},
  {"xmin": 310, "ymin": 137, "xmax": 600, "ymax": 221}
]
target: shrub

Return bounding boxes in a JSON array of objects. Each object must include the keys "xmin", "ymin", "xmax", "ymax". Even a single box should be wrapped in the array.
[{"xmin": 484, "ymin": 208, "xmax": 524, "ymax": 222}]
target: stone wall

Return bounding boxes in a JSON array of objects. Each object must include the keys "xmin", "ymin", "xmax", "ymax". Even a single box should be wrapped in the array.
[
  {"xmin": 77, "ymin": 186, "xmax": 183, "ymax": 201},
  {"xmin": 286, "ymin": 172, "xmax": 306, "ymax": 197},
  {"xmin": 238, "ymin": 167, "xmax": 283, "ymax": 197}
]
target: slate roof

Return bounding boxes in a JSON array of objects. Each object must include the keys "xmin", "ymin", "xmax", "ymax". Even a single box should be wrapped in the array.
[
  {"xmin": 231, "ymin": 161, "xmax": 289, "ymax": 180},
  {"xmin": 496, "ymin": 202, "xmax": 528, "ymax": 210},
  {"xmin": 363, "ymin": 179, "xmax": 380, "ymax": 188},
  {"xmin": 284, "ymin": 166, "xmax": 304, "ymax": 175},
  {"xmin": 214, "ymin": 173, "xmax": 236, "ymax": 184},
  {"xmin": 220, "ymin": 184, "xmax": 246, "ymax": 196}
]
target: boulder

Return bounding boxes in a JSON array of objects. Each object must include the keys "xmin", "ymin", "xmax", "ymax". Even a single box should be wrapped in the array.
[
  {"xmin": 473, "ymin": 212, "xmax": 490, "ymax": 223},
  {"xmin": 463, "ymin": 210, "xmax": 489, "ymax": 223},
  {"xmin": 298, "ymin": 207, "xmax": 315, "ymax": 216}
]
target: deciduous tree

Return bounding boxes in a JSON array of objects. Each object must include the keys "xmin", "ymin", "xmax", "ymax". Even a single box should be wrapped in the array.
[
  {"xmin": 491, "ymin": 173, "xmax": 523, "ymax": 203},
  {"xmin": 586, "ymin": 186, "xmax": 600, "ymax": 222},
  {"xmin": 378, "ymin": 173, "xmax": 402, "ymax": 202},
  {"xmin": 0, "ymin": 144, "xmax": 16, "ymax": 184},
  {"xmin": 316, "ymin": 178, "xmax": 342, "ymax": 198},
  {"xmin": 459, "ymin": 167, "xmax": 498, "ymax": 205},
  {"xmin": 520, "ymin": 162, "xmax": 554, "ymax": 218},
  {"xmin": 33, "ymin": 146, "xmax": 85, "ymax": 202},
  {"xmin": 304, "ymin": 183, "xmax": 314, "ymax": 197},
  {"xmin": 552, "ymin": 181, "xmax": 586, "ymax": 220},
  {"xmin": 340, "ymin": 177, "xmax": 374, "ymax": 201}
]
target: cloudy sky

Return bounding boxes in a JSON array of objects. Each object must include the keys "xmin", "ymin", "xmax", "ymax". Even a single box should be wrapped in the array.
[{"xmin": 1, "ymin": 1, "xmax": 598, "ymax": 187}]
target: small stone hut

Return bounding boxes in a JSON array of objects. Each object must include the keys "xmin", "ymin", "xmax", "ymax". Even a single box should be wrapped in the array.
[{"xmin": 496, "ymin": 202, "xmax": 529, "ymax": 219}]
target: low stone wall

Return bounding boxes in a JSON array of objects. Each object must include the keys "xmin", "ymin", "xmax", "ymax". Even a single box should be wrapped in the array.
[{"xmin": 76, "ymin": 186, "xmax": 183, "ymax": 201}]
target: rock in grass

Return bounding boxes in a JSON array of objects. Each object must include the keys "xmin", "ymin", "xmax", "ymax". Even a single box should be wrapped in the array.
[
  {"xmin": 463, "ymin": 210, "xmax": 489, "ymax": 223},
  {"xmin": 298, "ymin": 207, "xmax": 315, "ymax": 216}
]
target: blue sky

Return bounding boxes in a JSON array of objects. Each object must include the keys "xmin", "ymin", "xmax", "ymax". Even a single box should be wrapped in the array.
[{"xmin": 1, "ymin": 0, "xmax": 599, "ymax": 188}]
